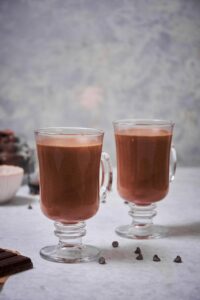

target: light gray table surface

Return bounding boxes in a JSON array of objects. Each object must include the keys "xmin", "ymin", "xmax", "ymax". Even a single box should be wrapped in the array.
[{"xmin": 0, "ymin": 168, "xmax": 200, "ymax": 300}]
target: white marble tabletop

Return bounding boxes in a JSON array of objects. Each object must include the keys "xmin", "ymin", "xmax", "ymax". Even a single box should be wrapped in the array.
[{"xmin": 0, "ymin": 168, "xmax": 200, "ymax": 300}]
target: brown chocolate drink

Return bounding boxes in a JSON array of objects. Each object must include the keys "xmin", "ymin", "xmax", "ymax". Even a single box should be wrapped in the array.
[
  {"xmin": 115, "ymin": 128, "xmax": 172, "ymax": 205},
  {"xmin": 37, "ymin": 137, "xmax": 102, "ymax": 223}
]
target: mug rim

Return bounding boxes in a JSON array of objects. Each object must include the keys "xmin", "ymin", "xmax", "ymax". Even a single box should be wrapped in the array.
[
  {"xmin": 113, "ymin": 119, "xmax": 175, "ymax": 127},
  {"xmin": 35, "ymin": 127, "xmax": 104, "ymax": 136}
]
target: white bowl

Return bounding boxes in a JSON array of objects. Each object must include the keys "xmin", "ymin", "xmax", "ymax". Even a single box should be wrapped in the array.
[{"xmin": 0, "ymin": 165, "xmax": 24, "ymax": 203}]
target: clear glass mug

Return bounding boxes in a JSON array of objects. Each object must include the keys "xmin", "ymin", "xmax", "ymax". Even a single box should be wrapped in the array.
[
  {"xmin": 35, "ymin": 127, "xmax": 112, "ymax": 263},
  {"xmin": 113, "ymin": 119, "xmax": 177, "ymax": 239}
]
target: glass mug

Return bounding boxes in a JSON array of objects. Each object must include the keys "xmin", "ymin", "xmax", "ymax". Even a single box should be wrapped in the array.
[
  {"xmin": 113, "ymin": 119, "xmax": 176, "ymax": 239},
  {"xmin": 35, "ymin": 127, "xmax": 112, "ymax": 263}
]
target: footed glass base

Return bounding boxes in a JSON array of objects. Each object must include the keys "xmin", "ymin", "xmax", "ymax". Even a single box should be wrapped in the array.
[
  {"xmin": 40, "ymin": 244, "xmax": 100, "ymax": 263},
  {"xmin": 40, "ymin": 221, "xmax": 100, "ymax": 263},
  {"xmin": 115, "ymin": 224, "xmax": 166, "ymax": 239},
  {"xmin": 115, "ymin": 203, "xmax": 166, "ymax": 239}
]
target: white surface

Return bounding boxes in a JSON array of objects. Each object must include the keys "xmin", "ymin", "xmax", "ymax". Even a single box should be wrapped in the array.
[{"xmin": 0, "ymin": 168, "xmax": 200, "ymax": 300}]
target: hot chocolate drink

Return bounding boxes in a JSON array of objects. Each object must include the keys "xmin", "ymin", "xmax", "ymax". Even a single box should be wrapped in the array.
[
  {"xmin": 35, "ymin": 127, "xmax": 113, "ymax": 263},
  {"xmin": 37, "ymin": 137, "xmax": 102, "ymax": 223},
  {"xmin": 115, "ymin": 128, "xmax": 172, "ymax": 205}
]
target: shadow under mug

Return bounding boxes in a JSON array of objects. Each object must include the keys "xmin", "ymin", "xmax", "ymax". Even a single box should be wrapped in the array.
[
  {"xmin": 113, "ymin": 119, "xmax": 177, "ymax": 239},
  {"xmin": 35, "ymin": 127, "xmax": 112, "ymax": 263}
]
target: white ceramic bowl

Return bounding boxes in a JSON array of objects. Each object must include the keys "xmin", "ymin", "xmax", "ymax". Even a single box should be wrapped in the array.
[{"xmin": 0, "ymin": 165, "xmax": 24, "ymax": 203}]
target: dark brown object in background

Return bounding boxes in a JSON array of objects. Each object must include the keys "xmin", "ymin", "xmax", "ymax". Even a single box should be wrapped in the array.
[
  {"xmin": 0, "ymin": 129, "xmax": 34, "ymax": 174},
  {"xmin": 28, "ymin": 172, "xmax": 40, "ymax": 195}
]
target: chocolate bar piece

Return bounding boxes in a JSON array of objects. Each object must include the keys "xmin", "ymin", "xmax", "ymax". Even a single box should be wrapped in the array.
[
  {"xmin": 0, "ymin": 249, "xmax": 33, "ymax": 277},
  {"xmin": 0, "ymin": 251, "xmax": 17, "ymax": 260}
]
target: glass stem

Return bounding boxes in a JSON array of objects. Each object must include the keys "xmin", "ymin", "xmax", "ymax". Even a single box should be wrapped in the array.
[
  {"xmin": 129, "ymin": 203, "xmax": 157, "ymax": 237},
  {"xmin": 54, "ymin": 221, "xmax": 86, "ymax": 249}
]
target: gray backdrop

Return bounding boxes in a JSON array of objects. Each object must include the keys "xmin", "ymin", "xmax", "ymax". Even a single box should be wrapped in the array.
[{"xmin": 0, "ymin": 0, "xmax": 200, "ymax": 166}]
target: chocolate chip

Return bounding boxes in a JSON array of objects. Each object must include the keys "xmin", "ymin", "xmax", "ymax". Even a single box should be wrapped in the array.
[
  {"xmin": 101, "ymin": 200, "xmax": 106, "ymax": 203},
  {"xmin": 124, "ymin": 201, "xmax": 129, "ymax": 204},
  {"xmin": 28, "ymin": 204, "xmax": 32, "ymax": 210},
  {"xmin": 134, "ymin": 247, "xmax": 141, "ymax": 254},
  {"xmin": 153, "ymin": 254, "xmax": 161, "ymax": 262},
  {"xmin": 98, "ymin": 256, "xmax": 106, "ymax": 264},
  {"xmin": 174, "ymin": 255, "xmax": 182, "ymax": 263},
  {"xmin": 136, "ymin": 253, "xmax": 143, "ymax": 260},
  {"xmin": 112, "ymin": 241, "xmax": 119, "ymax": 248}
]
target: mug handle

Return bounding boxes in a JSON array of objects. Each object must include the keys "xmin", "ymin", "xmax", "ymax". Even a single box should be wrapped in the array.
[
  {"xmin": 170, "ymin": 144, "xmax": 177, "ymax": 182},
  {"xmin": 100, "ymin": 152, "xmax": 113, "ymax": 201}
]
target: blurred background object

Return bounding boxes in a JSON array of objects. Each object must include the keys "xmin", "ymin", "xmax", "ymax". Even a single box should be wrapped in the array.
[
  {"xmin": 0, "ymin": 129, "xmax": 34, "ymax": 175},
  {"xmin": 0, "ymin": 165, "xmax": 24, "ymax": 203},
  {"xmin": 0, "ymin": 0, "xmax": 200, "ymax": 166}
]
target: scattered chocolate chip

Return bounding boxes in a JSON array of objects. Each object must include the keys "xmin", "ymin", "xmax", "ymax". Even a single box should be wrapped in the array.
[
  {"xmin": 28, "ymin": 204, "xmax": 32, "ymax": 210},
  {"xmin": 112, "ymin": 241, "xmax": 119, "ymax": 248},
  {"xmin": 98, "ymin": 256, "xmax": 106, "ymax": 264},
  {"xmin": 153, "ymin": 254, "xmax": 161, "ymax": 262},
  {"xmin": 136, "ymin": 253, "xmax": 143, "ymax": 260},
  {"xmin": 174, "ymin": 255, "xmax": 182, "ymax": 263},
  {"xmin": 124, "ymin": 201, "xmax": 129, "ymax": 204},
  {"xmin": 101, "ymin": 200, "xmax": 106, "ymax": 203},
  {"xmin": 134, "ymin": 247, "xmax": 141, "ymax": 254}
]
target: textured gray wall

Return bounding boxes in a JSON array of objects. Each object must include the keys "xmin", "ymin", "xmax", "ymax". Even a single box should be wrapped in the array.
[{"xmin": 0, "ymin": 0, "xmax": 200, "ymax": 166}]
